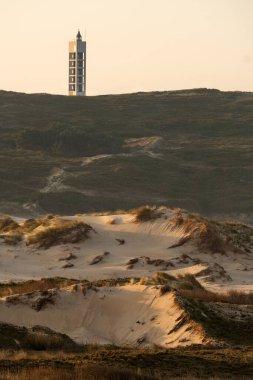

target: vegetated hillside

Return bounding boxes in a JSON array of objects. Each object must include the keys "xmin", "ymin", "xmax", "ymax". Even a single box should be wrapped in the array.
[{"xmin": 0, "ymin": 88, "xmax": 253, "ymax": 219}]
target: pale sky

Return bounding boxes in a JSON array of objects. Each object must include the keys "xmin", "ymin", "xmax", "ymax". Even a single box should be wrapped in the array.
[{"xmin": 0, "ymin": 0, "xmax": 253, "ymax": 95}]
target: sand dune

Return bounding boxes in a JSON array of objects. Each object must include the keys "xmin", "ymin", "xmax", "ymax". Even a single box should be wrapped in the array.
[
  {"xmin": 0, "ymin": 284, "xmax": 207, "ymax": 347},
  {"xmin": 0, "ymin": 208, "xmax": 252, "ymax": 292},
  {"xmin": 0, "ymin": 207, "xmax": 253, "ymax": 348}
]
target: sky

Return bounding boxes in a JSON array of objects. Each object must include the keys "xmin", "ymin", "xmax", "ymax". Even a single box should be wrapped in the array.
[{"xmin": 0, "ymin": 0, "xmax": 253, "ymax": 96}]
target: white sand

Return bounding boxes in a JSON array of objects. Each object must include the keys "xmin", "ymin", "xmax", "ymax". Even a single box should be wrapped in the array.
[
  {"xmin": 0, "ymin": 284, "xmax": 206, "ymax": 347},
  {"xmin": 0, "ymin": 212, "xmax": 252, "ymax": 292},
  {"xmin": 0, "ymin": 211, "xmax": 252, "ymax": 347}
]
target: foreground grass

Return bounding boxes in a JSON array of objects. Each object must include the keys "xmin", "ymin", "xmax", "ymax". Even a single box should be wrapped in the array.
[
  {"xmin": 0, "ymin": 366, "xmax": 153, "ymax": 380},
  {"xmin": 0, "ymin": 347, "xmax": 251, "ymax": 379}
]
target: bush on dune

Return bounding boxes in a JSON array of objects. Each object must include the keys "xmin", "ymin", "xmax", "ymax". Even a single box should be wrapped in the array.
[
  {"xmin": 176, "ymin": 274, "xmax": 204, "ymax": 291},
  {"xmin": 0, "ymin": 216, "xmax": 19, "ymax": 233},
  {"xmin": 169, "ymin": 209, "xmax": 253, "ymax": 254},
  {"xmin": 26, "ymin": 219, "xmax": 93, "ymax": 249},
  {"xmin": 1, "ymin": 232, "xmax": 23, "ymax": 245},
  {"xmin": 23, "ymin": 332, "xmax": 65, "ymax": 351},
  {"xmin": 133, "ymin": 206, "xmax": 163, "ymax": 223},
  {"xmin": 179, "ymin": 288, "xmax": 253, "ymax": 305}
]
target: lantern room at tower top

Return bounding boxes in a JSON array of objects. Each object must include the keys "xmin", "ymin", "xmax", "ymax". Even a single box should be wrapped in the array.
[{"xmin": 68, "ymin": 30, "xmax": 86, "ymax": 96}]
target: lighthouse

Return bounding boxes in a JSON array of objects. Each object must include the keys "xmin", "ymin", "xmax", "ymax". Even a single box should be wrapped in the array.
[{"xmin": 68, "ymin": 31, "xmax": 86, "ymax": 96}]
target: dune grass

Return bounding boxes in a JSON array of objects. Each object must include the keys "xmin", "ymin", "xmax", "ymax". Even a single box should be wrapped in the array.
[
  {"xmin": 0, "ymin": 347, "xmax": 251, "ymax": 379},
  {"xmin": 26, "ymin": 219, "xmax": 92, "ymax": 249}
]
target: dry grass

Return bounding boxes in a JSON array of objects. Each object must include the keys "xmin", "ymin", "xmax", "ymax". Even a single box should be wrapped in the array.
[
  {"xmin": 179, "ymin": 288, "xmax": 253, "ymax": 305},
  {"xmin": 0, "ymin": 232, "xmax": 23, "ymax": 245},
  {"xmin": 169, "ymin": 209, "xmax": 253, "ymax": 254},
  {"xmin": 0, "ymin": 346, "xmax": 250, "ymax": 379},
  {"xmin": 26, "ymin": 219, "xmax": 92, "ymax": 249},
  {"xmin": 176, "ymin": 274, "xmax": 204, "ymax": 291},
  {"xmin": 0, "ymin": 277, "xmax": 81, "ymax": 298},
  {"xmin": 0, "ymin": 216, "xmax": 19, "ymax": 233},
  {"xmin": 0, "ymin": 215, "xmax": 93, "ymax": 249},
  {"xmin": 0, "ymin": 366, "xmax": 154, "ymax": 380},
  {"xmin": 23, "ymin": 332, "xmax": 65, "ymax": 351},
  {"xmin": 133, "ymin": 206, "xmax": 163, "ymax": 223}
]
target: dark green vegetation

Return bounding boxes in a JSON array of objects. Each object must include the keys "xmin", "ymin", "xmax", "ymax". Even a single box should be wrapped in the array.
[
  {"xmin": 0, "ymin": 347, "xmax": 252, "ymax": 379},
  {"xmin": 0, "ymin": 88, "xmax": 253, "ymax": 218}
]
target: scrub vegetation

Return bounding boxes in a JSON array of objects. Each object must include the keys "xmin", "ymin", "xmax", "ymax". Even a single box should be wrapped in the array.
[{"xmin": 0, "ymin": 89, "xmax": 253, "ymax": 218}]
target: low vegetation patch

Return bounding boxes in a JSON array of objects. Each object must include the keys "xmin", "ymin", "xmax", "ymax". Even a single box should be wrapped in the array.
[
  {"xmin": 0, "ymin": 347, "xmax": 251, "ymax": 379},
  {"xmin": 23, "ymin": 332, "xmax": 65, "ymax": 351},
  {"xmin": 179, "ymin": 288, "xmax": 253, "ymax": 305},
  {"xmin": 0, "ymin": 323, "xmax": 78, "ymax": 351},
  {"xmin": 0, "ymin": 232, "xmax": 23, "ymax": 245},
  {"xmin": 170, "ymin": 209, "xmax": 253, "ymax": 254},
  {"xmin": 0, "ymin": 215, "xmax": 93, "ymax": 248},
  {"xmin": 26, "ymin": 219, "xmax": 92, "ymax": 249},
  {"xmin": 133, "ymin": 206, "xmax": 164, "ymax": 223},
  {"xmin": 0, "ymin": 216, "xmax": 19, "ymax": 233},
  {"xmin": 0, "ymin": 366, "xmax": 154, "ymax": 380},
  {"xmin": 176, "ymin": 274, "xmax": 204, "ymax": 291},
  {"xmin": 0, "ymin": 277, "xmax": 80, "ymax": 298}
]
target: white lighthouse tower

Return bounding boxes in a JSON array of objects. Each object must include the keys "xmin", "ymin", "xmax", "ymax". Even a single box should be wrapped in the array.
[{"xmin": 68, "ymin": 30, "xmax": 86, "ymax": 96}]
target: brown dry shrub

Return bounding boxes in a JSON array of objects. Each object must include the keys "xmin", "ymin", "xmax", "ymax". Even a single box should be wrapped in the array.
[
  {"xmin": 170, "ymin": 211, "xmax": 226, "ymax": 254},
  {"xmin": 23, "ymin": 332, "xmax": 65, "ymax": 351},
  {"xmin": 154, "ymin": 272, "xmax": 177, "ymax": 284},
  {"xmin": 134, "ymin": 206, "xmax": 163, "ymax": 223},
  {"xmin": 179, "ymin": 288, "xmax": 253, "ymax": 305},
  {"xmin": 1, "ymin": 232, "xmax": 23, "ymax": 245},
  {"xmin": 0, "ymin": 216, "xmax": 19, "ymax": 233},
  {"xmin": 0, "ymin": 277, "xmax": 79, "ymax": 298},
  {"xmin": 176, "ymin": 274, "xmax": 204, "ymax": 291},
  {"xmin": 21, "ymin": 218, "xmax": 41, "ymax": 233},
  {"xmin": 26, "ymin": 220, "xmax": 92, "ymax": 249}
]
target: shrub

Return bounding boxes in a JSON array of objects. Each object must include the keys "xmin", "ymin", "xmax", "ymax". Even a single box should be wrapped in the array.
[
  {"xmin": 0, "ymin": 277, "xmax": 79, "ymax": 298},
  {"xmin": 23, "ymin": 332, "xmax": 65, "ymax": 351},
  {"xmin": 159, "ymin": 284, "xmax": 172, "ymax": 296},
  {"xmin": 21, "ymin": 218, "xmax": 41, "ymax": 233},
  {"xmin": 153, "ymin": 272, "xmax": 177, "ymax": 284},
  {"xmin": 0, "ymin": 216, "xmax": 19, "ymax": 233},
  {"xmin": 2, "ymin": 232, "xmax": 23, "ymax": 245},
  {"xmin": 134, "ymin": 206, "xmax": 162, "ymax": 223},
  {"xmin": 26, "ymin": 220, "xmax": 92, "ymax": 249},
  {"xmin": 179, "ymin": 288, "xmax": 253, "ymax": 305},
  {"xmin": 176, "ymin": 274, "xmax": 204, "ymax": 290},
  {"xmin": 139, "ymin": 277, "xmax": 149, "ymax": 285}
]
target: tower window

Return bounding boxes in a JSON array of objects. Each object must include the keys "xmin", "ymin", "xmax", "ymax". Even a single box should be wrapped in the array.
[
  {"xmin": 78, "ymin": 52, "xmax": 84, "ymax": 59},
  {"xmin": 69, "ymin": 84, "xmax": 75, "ymax": 91},
  {"xmin": 78, "ymin": 69, "xmax": 83, "ymax": 76},
  {"xmin": 69, "ymin": 53, "xmax": 76, "ymax": 59},
  {"xmin": 70, "ymin": 61, "xmax": 76, "ymax": 67},
  {"xmin": 78, "ymin": 85, "xmax": 83, "ymax": 92},
  {"xmin": 69, "ymin": 69, "xmax": 75, "ymax": 75}
]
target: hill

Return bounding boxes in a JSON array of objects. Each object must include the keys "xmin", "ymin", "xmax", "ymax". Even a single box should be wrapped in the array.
[{"xmin": 0, "ymin": 88, "xmax": 253, "ymax": 220}]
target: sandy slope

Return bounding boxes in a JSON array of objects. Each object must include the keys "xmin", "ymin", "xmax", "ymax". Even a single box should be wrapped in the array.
[
  {"xmin": 0, "ymin": 284, "xmax": 206, "ymax": 347},
  {"xmin": 0, "ymin": 209, "xmax": 253, "ymax": 348},
  {"xmin": 0, "ymin": 211, "xmax": 252, "ymax": 292}
]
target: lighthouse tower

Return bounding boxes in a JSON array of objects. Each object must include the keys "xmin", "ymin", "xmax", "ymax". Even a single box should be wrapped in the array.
[{"xmin": 68, "ymin": 31, "xmax": 86, "ymax": 96}]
